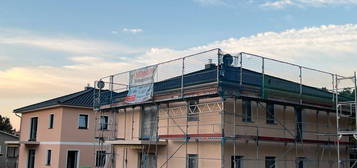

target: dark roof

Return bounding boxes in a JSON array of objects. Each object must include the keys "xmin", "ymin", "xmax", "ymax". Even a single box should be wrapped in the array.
[
  {"xmin": 0, "ymin": 130, "xmax": 19, "ymax": 139},
  {"xmin": 105, "ymin": 65, "xmax": 346, "ymax": 109},
  {"xmin": 14, "ymin": 87, "xmax": 96, "ymax": 113}
]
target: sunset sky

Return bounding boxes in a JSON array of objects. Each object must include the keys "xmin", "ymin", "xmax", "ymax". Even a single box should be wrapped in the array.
[{"xmin": 1, "ymin": 0, "xmax": 357, "ymax": 129}]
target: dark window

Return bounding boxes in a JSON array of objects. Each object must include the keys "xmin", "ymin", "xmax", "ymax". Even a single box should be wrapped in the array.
[
  {"xmin": 242, "ymin": 100, "xmax": 252, "ymax": 122},
  {"xmin": 187, "ymin": 154, "xmax": 198, "ymax": 168},
  {"xmin": 140, "ymin": 152, "xmax": 157, "ymax": 168},
  {"xmin": 67, "ymin": 150, "xmax": 78, "ymax": 168},
  {"xmin": 96, "ymin": 151, "xmax": 106, "ymax": 167},
  {"xmin": 29, "ymin": 117, "xmax": 38, "ymax": 141},
  {"xmin": 296, "ymin": 157, "xmax": 304, "ymax": 168},
  {"xmin": 99, "ymin": 116, "xmax": 109, "ymax": 130},
  {"xmin": 27, "ymin": 149, "xmax": 36, "ymax": 168},
  {"xmin": 78, "ymin": 114, "xmax": 88, "ymax": 129},
  {"xmin": 265, "ymin": 156, "xmax": 275, "ymax": 168},
  {"xmin": 231, "ymin": 156, "xmax": 243, "ymax": 168},
  {"xmin": 187, "ymin": 100, "xmax": 199, "ymax": 122},
  {"xmin": 49, "ymin": 114, "xmax": 54, "ymax": 129},
  {"xmin": 295, "ymin": 107, "xmax": 303, "ymax": 141},
  {"xmin": 6, "ymin": 147, "xmax": 18, "ymax": 158},
  {"xmin": 46, "ymin": 150, "xmax": 51, "ymax": 165},
  {"xmin": 266, "ymin": 103, "xmax": 275, "ymax": 124}
]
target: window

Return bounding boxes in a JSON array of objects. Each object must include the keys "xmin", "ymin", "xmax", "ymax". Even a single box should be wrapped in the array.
[
  {"xmin": 265, "ymin": 156, "xmax": 275, "ymax": 168},
  {"xmin": 231, "ymin": 156, "xmax": 243, "ymax": 168},
  {"xmin": 67, "ymin": 150, "xmax": 78, "ymax": 168},
  {"xmin": 187, "ymin": 100, "xmax": 199, "ymax": 122},
  {"xmin": 29, "ymin": 117, "xmax": 38, "ymax": 141},
  {"xmin": 6, "ymin": 147, "xmax": 18, "ymax": 158},
  {"xmin": 28, "ymin": 149, "xmax": 36, "ymax": 168},
  {"xmin": 296, "ymin": 157, "xmax": 304, "ymax": 168},
  {"xmin": 49, "ymin": 114, "xmax": 54, "ymax": 129},
  {"xmin": 140, "ymin": 152, "xmax": 156, "ymax": 168},
  {"xmin": 99, "ymin": 116, "xmax": 109, "ymax": 130},
  {"xmin": 266, "ymin": 103, "xmax": 275, "ymax": 124},
  {"xmin": 187, "ymin": 154, "xmax": 198, "ymax": 168},
  {"xmin": 78, "ymin": 114, "xmax": 88, "ymax": 129},
  {"xmin": 96, "ymin": 150, "xmax": 106, "ymax": 167},
  {"xmin": 46, "ymin": 150, "xmax": 51, "ymax": 165},
  {"xmin": 242, "ymin": 99, "xmax": 251, "ymax": 122}
]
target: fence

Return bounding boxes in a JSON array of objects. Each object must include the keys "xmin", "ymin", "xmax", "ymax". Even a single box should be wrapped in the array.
[
  {"xmin": 94, "ymin": 48, "xmax": 221, "ymax": 108},
  {"xmin": 94, "ymin": 49, "xmax": 355, "ymax": 109}
]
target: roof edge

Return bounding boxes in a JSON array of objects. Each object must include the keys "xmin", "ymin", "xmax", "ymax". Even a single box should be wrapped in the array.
[
  {"xmin": 13, "ymin": 88, "xmax": 94, "ymax": 113},
  {"xmin": 0, "ymin": 130, "xmax": 19, "ymax": 138},
  {"xmin": 14, "ymin": 104, "xmax": 92, "ymax": 113}
]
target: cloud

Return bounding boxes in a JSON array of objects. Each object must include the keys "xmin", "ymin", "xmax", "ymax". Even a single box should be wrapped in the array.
[
  {"xmin": 261, "ymin": 0, "xmax": 295, "ymax": 8},
  {"xmin": 111, "ymin": 30, "xmax": 119, "ymax": 34},
  {"xmin": 193, "ymin": 0, "xmax": 226, "ymax": 6},
  {"xmin": 138, "ymin": 24, "xmax": 357, "ymax": 75},
  {"xmin": 122, "ymin": 28, "xmax": 143, "ymax": 34},
  {"xmin": 3, "ymin": 24, "xmax": 357, "ymax": 129},
  {"xmin": 261, "ymin": 0, "xmax": 357, "ymax": 8},
  {"xmin": 0, "ymin": 28, "xmax": 143, "ymax": 55},
  {"xmin": 3, "ymin": 24, "xmax": 357, "ymax": 98}
]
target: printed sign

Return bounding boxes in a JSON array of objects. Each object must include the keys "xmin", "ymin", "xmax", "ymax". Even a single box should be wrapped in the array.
[
  {"xmin": 125, "ymin": 65, "xmax": 157, "ymax": 104},
  {"xmin": 125, "ymin": 84, "xmax": 154, "ymax": 103},
  {"xmin": 129, "ymin": 65, "xmax": 157, "ymax": 86}
]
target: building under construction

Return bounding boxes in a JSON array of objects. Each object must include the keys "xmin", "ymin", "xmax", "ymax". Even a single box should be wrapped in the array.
[{"xmin": 92, "ymin": 49, "xmax": 357, "ymax": 168}]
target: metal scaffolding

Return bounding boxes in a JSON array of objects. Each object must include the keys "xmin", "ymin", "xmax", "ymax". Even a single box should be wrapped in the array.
[
  {"xmin": 93, "ymin": 48, "xmax": 355, "ymax": 168},
  {"xmin": 335, "ymin": 72, "xmax": 357, "ymax": 168}
]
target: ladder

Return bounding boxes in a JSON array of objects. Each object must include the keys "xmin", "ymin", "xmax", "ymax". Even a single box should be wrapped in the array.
[{"xmin": 335, "ymin": 72, "xmax": 357, "ymax": 168}]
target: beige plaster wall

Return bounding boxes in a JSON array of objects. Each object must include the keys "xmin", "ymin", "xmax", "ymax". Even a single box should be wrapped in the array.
[
  {"xmin": 19, "ymin": 108, "xmax": 63, "ymax": 142},
  {"xmin": 60, "ymin": 107, "xmax": 96, "ymax": 142},
  {"xmin": 18, "ymin": 106, "xmax": 97, "ymax": 168}
]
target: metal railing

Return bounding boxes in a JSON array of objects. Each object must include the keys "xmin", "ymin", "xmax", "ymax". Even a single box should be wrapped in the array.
[
  {"xmin": 93, "ymin": 49, "xmax": 353, "ymax": 109},
  {"xmin": 93, "ymin": 48, "xmax": 356, "ymax": 168}
]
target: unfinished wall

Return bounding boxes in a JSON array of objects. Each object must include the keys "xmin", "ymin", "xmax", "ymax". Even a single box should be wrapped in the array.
[
  {"xmin": 223, "ymin": 141, "xmax": 347, "ymax": 168},
  {"xmin": 158, "ymin": 97, "xmax": 223, "ymax": 138},
  {"xmin": 116, "ymin": 106, "xmax": 142, "ymax": 140},
  {"xmin": 223, "ymin": 98, "xmax": 344, "ymax": 142},
  {"xmin": 111, "ymin": 95, "xmax": 351, "ymax": 168},
  {"xmin": 223, "ymin": 97, "xmax": 350, "ymax": 167}
]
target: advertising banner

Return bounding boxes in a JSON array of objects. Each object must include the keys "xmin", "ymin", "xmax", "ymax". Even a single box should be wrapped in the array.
[
  {"xmin": 129, "ymin": 65, "xmax": 157, "ymax": 86},
  {"xmin": 125, "ymin": 65, "xmax": 157, "ymax": 104}
]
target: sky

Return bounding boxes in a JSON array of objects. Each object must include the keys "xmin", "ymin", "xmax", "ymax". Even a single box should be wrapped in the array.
[{"xmin": 1, "ymin": 0, "xmax": 357, "ymax": 130}]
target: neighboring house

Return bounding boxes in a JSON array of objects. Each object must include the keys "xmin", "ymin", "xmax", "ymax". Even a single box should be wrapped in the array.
[
  {"xmin": 93, "ymin": 51, "xmax": 354, "ymax": 168},
  {"xmin": 13, "ymin": 87, "xmax": 100, "ymax": 168},
  {"xmin": 0, "ymin": 131, "xmax": 19, "ymax": 168}
]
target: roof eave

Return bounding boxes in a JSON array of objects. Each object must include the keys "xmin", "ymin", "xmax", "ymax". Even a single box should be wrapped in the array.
[{"xmin": 14, "ymin": 104, "xmax": 92, "ymax": 113}]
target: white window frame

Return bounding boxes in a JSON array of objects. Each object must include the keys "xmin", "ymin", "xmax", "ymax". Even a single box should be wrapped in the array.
[
  {"xmin": 48, "ymin": 114, "xmax": 54, "ymax": 129},
  {"xmin": 65, "ymin": 149, "xmax": 80, "ymax": 168},
  {"xmin": 29, "ymin": 116, "xmax": 39, "ymax": 141},
  {"xmin": 78, "ymin": 114, "xmax": 89, "ymax": 129},
  {"xmin": 99, "ymin": 115, "xmax": 109, "ymax": 130},
  {"xmin": 45, "ymin": 149, "xmax": 52, "ymax": 165},
  {"xmin": 95, "ymin": 150, "xmax": 107, "ymax": 167}
]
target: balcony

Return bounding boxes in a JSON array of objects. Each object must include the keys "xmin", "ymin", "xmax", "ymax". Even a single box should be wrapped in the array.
[{"xmin": 107, "ymin": 139, "xmax": 167, "ymax": 149}]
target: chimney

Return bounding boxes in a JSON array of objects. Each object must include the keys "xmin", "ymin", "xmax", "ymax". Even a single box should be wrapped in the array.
[
  {"xmin": 85, "ymin": 83, "xmax": 92, "ymax": 90},
  {"xmin": 205, "ymin": 59, "xmax": 216, "ymax": 69}
]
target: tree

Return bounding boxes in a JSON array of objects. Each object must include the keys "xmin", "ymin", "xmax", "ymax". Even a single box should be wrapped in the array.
[
  {"xmin": 339, "ymin": 88, "xmax": 355, "ymax": 99},
  {"xmin": 0, "ymin": 115, "xmax": 15, "ymax": 134}
]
